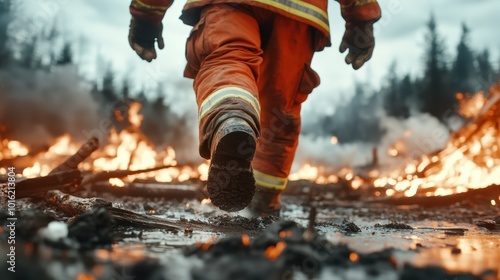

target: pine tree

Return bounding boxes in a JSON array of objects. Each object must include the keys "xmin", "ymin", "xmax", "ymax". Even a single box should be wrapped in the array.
[
  {"xmin": 451, "ymin": 23, "xmax": 476, "ymax": 94},
  {"xmin": 0, "ymin": 0, "xmax": 12, "ymax": 66},
  {"xmin": 121, "ymin": 79, "xmax": 130, "ymax": 99},
  {"xmin": 419, "ymin": 14, "xmax": 452, "ymax": 121},
  {"xmin": 476, "ymin": 49, "xmax": 494, "ymax": 90},
  {"xmin": 383, "ymin": 62, "xmax": 410, "ymax": 118},
  {"xmin": 399, "ymin": 75, "xmax": 417, "ymax": 113},
  {"xmin": 101, "ymin": 67, "xmax": 117, "ymax": 105},
  {"xmin": 20, "ymin": 35, "xmax": 38, "ymax": 68},
  {"xmin": 56, "ymin": 42, "xmax": 73, "ymax": 65}
]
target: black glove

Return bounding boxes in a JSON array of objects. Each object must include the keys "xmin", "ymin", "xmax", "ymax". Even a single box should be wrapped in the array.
[
  {"xmin": 128, "ymin": 18, "xmax": 164, "ymax": 62},
  {"xmin": 339, "ymin": 21, "xmax": 375, "ymax": 70}
]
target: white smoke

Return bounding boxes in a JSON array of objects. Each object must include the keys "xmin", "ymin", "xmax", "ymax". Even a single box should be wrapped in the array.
[
  {"xmin": 0, "ymin": 65, "xmax": 102, "ymax": 151},
  {"xmin": 293, "ymin": 112, "xmax": 450, "ymax": 173}
]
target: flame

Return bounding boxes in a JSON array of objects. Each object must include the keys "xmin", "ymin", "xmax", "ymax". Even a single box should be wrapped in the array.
[
  {"xmin": 5, "ymin": 84, "xmax": 500, "ymax": 199},
  {"xmin": 0, "ymin": 139, "xmax": 29, "ymax": 160},
  {"xmin": 289, "ymin": 84, "xmax": 500, "ymax": 198},
  {"xmin": 109, "ymin": 178, "xmax": 125, "ymax": 187},
  {"xmin": 5, "ymin": 102, "xmax": 207, "ymax": 184},
  {"xmin": 374, "ymin": 84, "xmax": 500, "ymax": 197},
  {"xmin": 128, "ymin": 101, "xmax": 144, "ymax": 127}
]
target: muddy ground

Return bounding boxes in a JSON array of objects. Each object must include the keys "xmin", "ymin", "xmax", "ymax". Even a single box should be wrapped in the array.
[{"xmin": 1, "ymin": 180, "xmax": 499, "ymax": 280}]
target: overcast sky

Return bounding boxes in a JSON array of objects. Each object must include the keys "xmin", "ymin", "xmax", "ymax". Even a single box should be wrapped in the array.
[{"xmin": 17, "ymin": 0, "xmax": 500, "ymax": 108}]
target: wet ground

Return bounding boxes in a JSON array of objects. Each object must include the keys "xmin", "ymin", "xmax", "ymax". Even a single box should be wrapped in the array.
[{"xmin": 1, "ymin": 181, "xmax": 499, "ymax": 280}]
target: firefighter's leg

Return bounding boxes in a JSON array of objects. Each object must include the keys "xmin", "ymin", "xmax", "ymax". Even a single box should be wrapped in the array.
[
  {"xmin": 184, "ymin": 4, "xmax": 262, "ymax": 211},
  {"xmin": 249, "ymin": 14, "xmax": 320, "ymax": 216}
]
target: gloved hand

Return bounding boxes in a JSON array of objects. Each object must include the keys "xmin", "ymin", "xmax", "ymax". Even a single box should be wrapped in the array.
[
  {"xmin": 339, "ymin": 21, "xmax": 375, "ymax": 70},
  {"xmin": 128, "ymin": 18, "xmax": 164, "ymax": 62}
]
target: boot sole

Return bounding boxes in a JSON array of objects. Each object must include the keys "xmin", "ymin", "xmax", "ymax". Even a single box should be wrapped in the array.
[{"xmin": 207, "ymin": 130, "xmax": 256, "ymax": 212}]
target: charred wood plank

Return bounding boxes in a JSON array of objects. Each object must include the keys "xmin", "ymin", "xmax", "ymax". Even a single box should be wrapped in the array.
[
  {"xmin": 1, "ymin": 169, "xmax": 82, "ymax": 199},
  {"xmin": 49, "ymin": 137, "xmax": 99, "ymax": 175},
  {"xmin": 45, "ymin": 190, "xmax": 180, "ymax": 231},
  {"xmin": 89, "ymin": 181, "xmax": 206, "ymax": 200},
  {"xmin": 367, "ymin": 184, "xmax": 500, "ymax": 207},
  {"xmin": 81, "ymin": 165, "xmax": 175, "ymax": 186}
]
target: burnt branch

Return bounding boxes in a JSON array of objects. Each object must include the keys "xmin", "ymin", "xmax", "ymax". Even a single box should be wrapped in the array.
[{"xmin": 49, "ymin": 137, "xmax": 99, "ymax": 175}]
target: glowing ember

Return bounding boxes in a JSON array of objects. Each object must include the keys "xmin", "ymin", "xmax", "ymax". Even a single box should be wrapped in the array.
[
  {"xmin": 76, "ymin": 274, "xmax": 95, "ymax": 280},
  {"xmin": 387, "ymin": 148, "xmax": 399, "ymax": 157},
  {"xmin": 492, "ymin": 200, "xmax": 496, "ymax": 206},
  {"xmin": 109, "ymin": 178, "xmax": 125, "ymax": 187},
  {"xmin": 265, "ymin": 242, "xmax": 286, "ymax": 261},
  {"xmin": 201, "ymin": 198, "xmax": 212, "ymax": 205},
  {"xmin": 349, "ymin": 252, "xmax": 359, "ymax": 262},
  {"xmin": 241, "ymin": 234, "xmax": 250, "ymax": 246}
]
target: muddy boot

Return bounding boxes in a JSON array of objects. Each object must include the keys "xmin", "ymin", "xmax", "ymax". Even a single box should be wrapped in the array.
[
  {"xmin": 207, "ymin": 117, "xmax": 257, "ymax": 212},
  {"xmin": 247, "ymin": 185, "xmax": 282, "ymax": 217}
]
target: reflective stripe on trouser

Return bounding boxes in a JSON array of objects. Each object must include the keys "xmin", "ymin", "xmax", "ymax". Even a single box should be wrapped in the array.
[
  {"xmin": 254, "ymin": 169, "xmax": 288, "ymax": 191},
  {"xmin": 184, "ymin": 4, "xmax": 320, "ymax": 186},
  {"xmin": 199, "ymin": 87, "xmax": 260, "ymax": 123}
]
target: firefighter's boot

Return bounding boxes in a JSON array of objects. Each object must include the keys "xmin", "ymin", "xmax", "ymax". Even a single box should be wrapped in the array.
[
  {"xmin": 247, "ymin": 185, "xmax": 282, "ymax": 217},
  {"xmin": 207, "ymin": 117, "xmax": 257, "ymax": 212}
]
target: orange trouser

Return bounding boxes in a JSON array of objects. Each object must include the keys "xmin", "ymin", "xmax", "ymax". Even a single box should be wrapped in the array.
[{"xmin": 184, "ymin": 4, "xmax": 320, "ymax": 191}]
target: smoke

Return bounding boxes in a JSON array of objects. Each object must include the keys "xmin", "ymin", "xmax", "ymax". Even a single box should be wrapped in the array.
[
  {"xmin": 138, "ymin": 80, "xmax": 200, "ymax": 165},
  {"xmin": 0, "ymin": 62, "xmax": 453, "ymax": 171},
  {"xmin": 293, "ymin": 111, "xmax": 450, "ymax": 173},
  {"xmin": 0, "ymin": 64, "xmax": 202, "ymax": 164},
  {"xmin": 0, "ymin": 65, "xmax": 102, "ymax": 152}
]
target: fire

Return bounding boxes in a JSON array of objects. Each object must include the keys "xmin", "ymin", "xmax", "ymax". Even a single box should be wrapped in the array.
[
  {"xmin": 289, "ymin": 84, "xmax": 500, "ymax": 198},
  {"xmin": 109, "ymin": 178, "xmax": 125, "ymax": 187},
  {"xmin": 3, "ymin": 101, "xmax": 207, "ymax": 184},
  {"xmin": 0, "ymin": 139, "xmax": 29, "ymax": 160},
  {"xmin": 374, "ymin": 84, "xmax": 500, "ymax": 197},
  {"xmin": 128, "ymin": 102, "xmax": 144, "ymax": 127},
  {"xmin": 4, "ymin": 84, "xmax": 500, "ymax": 199}
]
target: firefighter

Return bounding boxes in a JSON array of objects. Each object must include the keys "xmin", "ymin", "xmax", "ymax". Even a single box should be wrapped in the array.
[{"xmin": 128, "ymin": 0, "xmax": 381, "ymax": 215}]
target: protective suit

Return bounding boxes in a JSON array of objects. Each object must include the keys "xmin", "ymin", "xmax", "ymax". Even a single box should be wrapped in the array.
[{"xmin": 128, "ymin": 0, "xmax": 381, "ymax": 213}]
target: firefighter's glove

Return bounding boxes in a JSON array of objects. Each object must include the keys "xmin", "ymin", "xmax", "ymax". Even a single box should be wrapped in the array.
[
  {"xmin": 128, "ymin": 18, "xmax": 164, "ymax": 62},
  {"xmin": 339, "ymin": 21, "xmax": 375, "ymax": 70}
]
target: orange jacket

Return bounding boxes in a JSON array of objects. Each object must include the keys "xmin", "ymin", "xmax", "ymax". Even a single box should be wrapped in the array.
[{"xmin": 130, "ymin": 0, "xmax": 381, "ymax": 50}]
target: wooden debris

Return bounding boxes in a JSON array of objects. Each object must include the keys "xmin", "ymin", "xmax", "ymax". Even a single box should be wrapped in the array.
[
  {"xmin": 90, "ymin": 181, "xmax": 206, "ymax": 200},
  {"xmin": 368, "ymin": 184, "xmax": 500, "ymax": 207},
  {"xmin": 49, "ymin": 137, "xmax": 99, "ymax": 175},
  {"xmin": 81, "ymin": 165, "xmax": 174, "ymax": 186},
  {"xmin": 1, "ymin": 169, "xmax": 82, "ymax": 199},
  {"xmin": 45, "ymin": 190, "xmax": 180, "ymax": 231}
]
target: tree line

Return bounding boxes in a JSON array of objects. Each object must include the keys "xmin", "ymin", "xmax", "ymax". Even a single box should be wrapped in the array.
[{"xmin": 305, "ymin": 15, "xmax": 500, "ymax": 144}]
